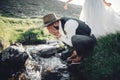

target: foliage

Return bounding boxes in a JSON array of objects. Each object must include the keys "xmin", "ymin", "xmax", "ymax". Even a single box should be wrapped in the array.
[
  {"xmin": 17, "ymin": 28, "xmax": 52, "ymax": 45},
  {"xmin": 73, "ymin": 33, "xmax": 120, "ymax": 80}
]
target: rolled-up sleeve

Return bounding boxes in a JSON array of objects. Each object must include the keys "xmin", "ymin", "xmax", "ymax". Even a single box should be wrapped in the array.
[{"xmin": 60, "ymin": 19, "xmax": 78, "ymax": 47}]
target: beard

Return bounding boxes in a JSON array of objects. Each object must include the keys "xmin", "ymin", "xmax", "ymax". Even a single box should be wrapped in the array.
[{"xmin": 53, "ymin": 26, "xmax": 59, "ymax": 30}]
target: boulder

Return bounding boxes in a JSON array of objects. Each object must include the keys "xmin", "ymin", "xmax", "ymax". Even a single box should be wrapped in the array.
[{"xmin": 0, "ymin": 43, "xmax": 28, "ymax": 79}]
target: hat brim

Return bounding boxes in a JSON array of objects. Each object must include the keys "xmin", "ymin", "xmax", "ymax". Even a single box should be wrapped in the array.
[{"xmin": 42, "ymin": 19, "xmax": 60, "ymax": 27}]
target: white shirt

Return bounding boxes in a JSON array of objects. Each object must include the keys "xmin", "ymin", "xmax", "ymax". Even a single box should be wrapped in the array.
[{"xmin": 59, "ymin": 19, "xmax": 79, "ymax": 47}]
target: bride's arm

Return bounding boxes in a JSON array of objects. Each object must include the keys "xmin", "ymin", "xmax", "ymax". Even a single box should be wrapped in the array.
[
  {"xmin": 103, "ymin": 0, "xmax": 112, "ymax": 7},
  {"xmin": 64, "ymin": 0, "xmax": 73, "ymax": 10}
]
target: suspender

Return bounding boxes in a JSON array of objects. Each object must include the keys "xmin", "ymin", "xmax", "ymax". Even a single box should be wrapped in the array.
[{"xmin": 60, "ymin": 17, "xmax": 69, "ymax": 35}]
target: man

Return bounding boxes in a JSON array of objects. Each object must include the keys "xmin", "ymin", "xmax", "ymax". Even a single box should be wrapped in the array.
[{"xmin": 42, "ymin": 13, "xmax": 96, "ymax": 64}]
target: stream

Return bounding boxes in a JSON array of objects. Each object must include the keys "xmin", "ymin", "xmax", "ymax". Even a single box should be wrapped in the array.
[
  {"xmin": 0, "ymin": 42, "xmax": 71, "ymax": 80},
  {"xmin": 24, "ymin": 44, "xmax": 69, "ymax": 80}
]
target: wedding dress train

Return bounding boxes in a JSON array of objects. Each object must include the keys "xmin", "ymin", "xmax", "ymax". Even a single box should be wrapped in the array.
[{"xmin": 80, "ymin": 0, "xmax": 120, "ymax": 37}]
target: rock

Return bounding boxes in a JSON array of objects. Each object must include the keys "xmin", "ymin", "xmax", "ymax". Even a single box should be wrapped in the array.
[
  {"xmin": 42, "ymin": 71, "xmax": 62, "ymax": 80},
  {"xmin": 0, "ymin": 43, "xmax": 28, "ymax": 79},
  {"xmin": 36, "ymin": 47, "xmax": 65, "ymax": 58}
]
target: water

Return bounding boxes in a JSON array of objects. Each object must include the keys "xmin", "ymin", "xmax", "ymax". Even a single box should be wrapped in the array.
[
  {"xmin": 25, "ymin": 59, "xmax": 42, "ymax": 80},
  {"xmin": 24, "ymin": 44, "xmax": 69, "ymax": 80}
]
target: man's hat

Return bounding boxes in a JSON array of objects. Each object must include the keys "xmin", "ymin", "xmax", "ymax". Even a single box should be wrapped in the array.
[{"xmin": 42, "ymin": 13, "xmax": 60, "ymax": 27}]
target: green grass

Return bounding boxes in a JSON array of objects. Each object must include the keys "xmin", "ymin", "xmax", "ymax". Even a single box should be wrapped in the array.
[
  {"xmin": 0, "ymin": 15, "xmax": 46, "ymax": 49},
  {"xmin": 0, "ymin": 16, "xmax": 42, "ymax": 30}
]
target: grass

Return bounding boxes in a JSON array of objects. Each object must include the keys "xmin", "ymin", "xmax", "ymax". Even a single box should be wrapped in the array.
[
  {"xmin": 0, "ymin": 15, "xmax": 46, "ymax": 49},
  {"xmin": 0, "ymin": 16, "xmax": 42, "ymax": 30}
]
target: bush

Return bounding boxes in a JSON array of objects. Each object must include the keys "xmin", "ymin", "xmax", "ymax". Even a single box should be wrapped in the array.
[
  {"xmin": 17, "ymin": 28, "xmax": 52, "ymax": 45},
  {"xmin": 72, "ymin": 33, "xmax": 120, "ymax": 80}
]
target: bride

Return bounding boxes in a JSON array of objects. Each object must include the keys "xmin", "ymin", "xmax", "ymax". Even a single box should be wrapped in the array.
[{"xmin": 64, "ymin": 0, "xmax": 120, "ymax": 37}]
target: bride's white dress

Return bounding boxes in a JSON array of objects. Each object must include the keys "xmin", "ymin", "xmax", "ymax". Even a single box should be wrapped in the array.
[{"xmin": 80, "ymin": 0, "xmax": 120, "ymax": 37}]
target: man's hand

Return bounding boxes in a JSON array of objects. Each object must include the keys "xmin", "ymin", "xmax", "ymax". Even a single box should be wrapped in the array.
[{"xmin": 47, "ymin": 26, "xmax": 61, "ymax": 39}]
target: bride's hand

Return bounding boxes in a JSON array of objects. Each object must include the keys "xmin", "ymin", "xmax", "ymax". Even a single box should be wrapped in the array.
[
  {"xmin": 103, "ymin": 0, "xmax": 112, "ymax": 7},
  {"xmin": 106, "ymin": 3, "xmax": 112, "ymax": 7},
  {"xmin": 64, "ymin": 0, "xmax": 72, "ymax": 10},
  {"xmin": 64, "ymin": 4, "xmax": 68, "ymax": 10}
]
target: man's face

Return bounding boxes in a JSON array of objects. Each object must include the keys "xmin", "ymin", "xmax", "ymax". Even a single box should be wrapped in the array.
[{"xmin": 47, "ymin": 22, "xmax": 59, "ymax": 36}]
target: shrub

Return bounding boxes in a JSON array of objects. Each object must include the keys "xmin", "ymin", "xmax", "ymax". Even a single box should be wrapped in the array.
[
  {"xmin": 72, "ymin": 33, "xmax": 120, "ymax": 80},
  {"xmin": 17, "ymin": 28, "xmax": 51, "ymax": 45}
]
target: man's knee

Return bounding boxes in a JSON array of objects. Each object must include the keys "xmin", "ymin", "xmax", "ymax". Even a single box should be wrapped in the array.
[
  {"xmin": 71, "ymin": 35, "xmax": 96, "ymax": 57},
  {"xmin": 72, "ymin": 35, "xmax": 92, "ymax": 45}
]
